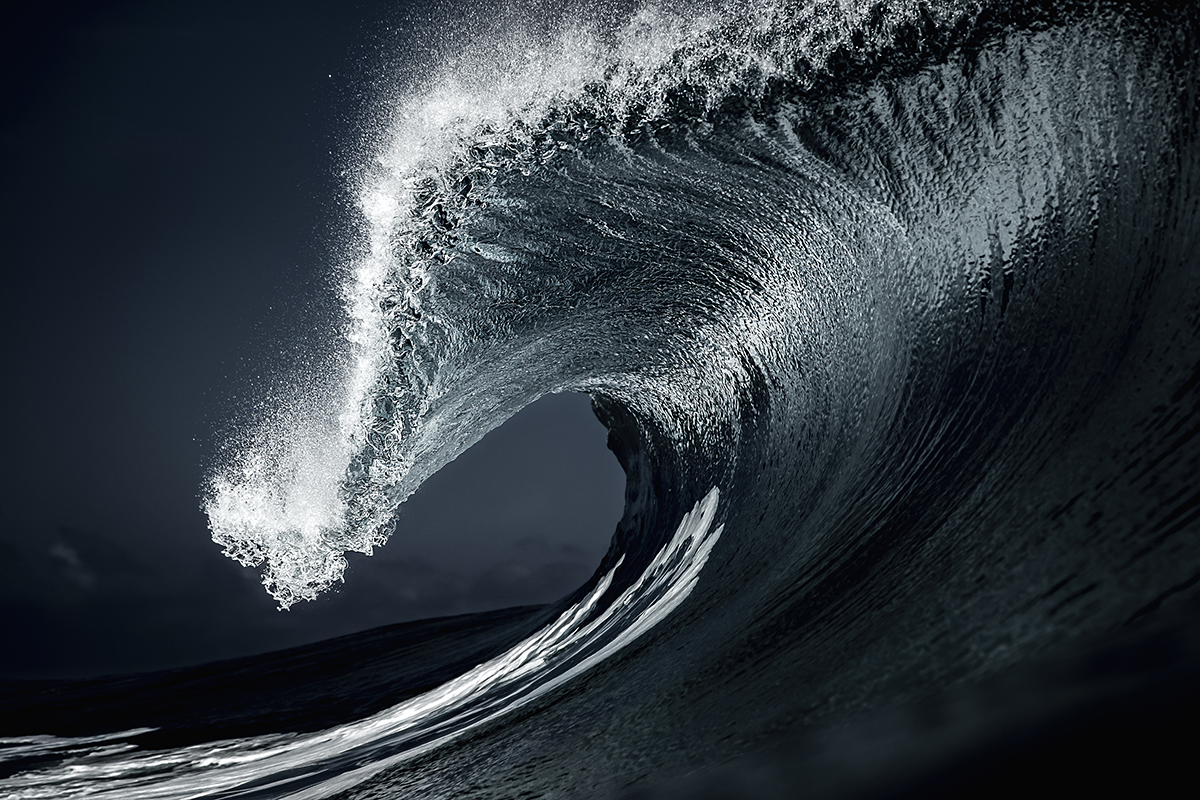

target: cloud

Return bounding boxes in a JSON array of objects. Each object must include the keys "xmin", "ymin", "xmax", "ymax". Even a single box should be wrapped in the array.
[{"xmin": 466, "ymin": 557, "xmax": 596, "ymax": 609}]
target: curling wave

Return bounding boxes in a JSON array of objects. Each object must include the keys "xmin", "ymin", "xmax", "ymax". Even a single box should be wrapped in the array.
[{"xmin": 5, "ymin": 0, "xmax": 1199, "ymax": 797}]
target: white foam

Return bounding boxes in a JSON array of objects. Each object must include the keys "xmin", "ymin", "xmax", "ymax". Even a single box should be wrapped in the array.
[
  {"xmin": 205, "ymin": 383, "xmax": 356, "ymax": 607},
  {"xmin": 199, "ymin": 0, "xmax": 949, "ymax": 607}
]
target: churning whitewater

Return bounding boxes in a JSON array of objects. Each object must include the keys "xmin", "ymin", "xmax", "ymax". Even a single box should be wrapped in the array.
[
  {"xmin": 3, "ymin": 0, "xmax": 1199, "ymax": 797},
  {"xmin": 201, "ymin": 0, "xmax": 999, "ymax": 610}
]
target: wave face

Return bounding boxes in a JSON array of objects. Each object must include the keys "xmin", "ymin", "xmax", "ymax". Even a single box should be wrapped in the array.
[{"xmin": 4, "ymin": 0, "xmax": 1200, "ymax": 797}]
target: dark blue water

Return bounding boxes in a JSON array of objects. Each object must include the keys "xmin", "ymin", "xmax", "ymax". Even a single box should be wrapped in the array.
[{"xmin": 3, "ymin": 0, "xmax": 1199, "ymax": 796}]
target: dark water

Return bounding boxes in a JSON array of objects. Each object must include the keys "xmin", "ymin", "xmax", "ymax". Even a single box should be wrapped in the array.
[{"xmin": 3, "ymin": 0, "xmax": 1199, "ymax": 796}]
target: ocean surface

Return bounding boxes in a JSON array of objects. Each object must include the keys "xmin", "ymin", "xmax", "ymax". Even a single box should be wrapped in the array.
[{"xmin": 3, "ymin": 0, "xmax": 1199, "ymax": 796}]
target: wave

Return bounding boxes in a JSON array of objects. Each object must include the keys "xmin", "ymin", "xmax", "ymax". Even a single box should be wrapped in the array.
[
  {"xmin": 3, "ymin": 0, "xmax": 1199, "ymax": 797},
  {"xmin": 201, "ymin": 0, "xmax": 1031, "ymax": 608}
]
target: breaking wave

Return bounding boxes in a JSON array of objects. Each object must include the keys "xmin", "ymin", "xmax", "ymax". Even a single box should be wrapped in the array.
[{"xmin": 4, "ymin": 0, "xmax": 1199, "ymax": 797}]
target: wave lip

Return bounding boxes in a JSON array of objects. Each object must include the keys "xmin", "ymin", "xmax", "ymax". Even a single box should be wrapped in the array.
[{"xmin": 200, "ymin": 0, "xmax": 1000, "ymax": 609}]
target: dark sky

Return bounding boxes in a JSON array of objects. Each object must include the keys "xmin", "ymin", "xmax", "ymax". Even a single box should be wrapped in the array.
[{"xmin": 0, "ymin": 0, "xmax": 626, "ymax": 679}]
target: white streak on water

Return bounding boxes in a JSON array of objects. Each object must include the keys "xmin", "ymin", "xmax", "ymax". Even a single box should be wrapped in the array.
[{"xmin": 0, "ymin": 488, "xmax": 723, "ymax": 800}]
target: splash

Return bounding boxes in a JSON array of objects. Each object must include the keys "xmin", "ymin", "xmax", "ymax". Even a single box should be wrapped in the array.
[{"xmin": 203, "ymin": 0, "xmax": 990, "ymax": 607}]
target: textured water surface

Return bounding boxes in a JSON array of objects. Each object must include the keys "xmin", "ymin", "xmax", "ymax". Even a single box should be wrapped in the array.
[{"xmin": 2, "ymin": 0, "xmax": 1198, "ymax": 797}]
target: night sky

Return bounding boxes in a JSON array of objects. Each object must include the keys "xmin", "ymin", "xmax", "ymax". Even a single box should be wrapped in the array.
[{"xmin": 0, "ymin": 0, "xmax": 626, "ymax": 679}]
